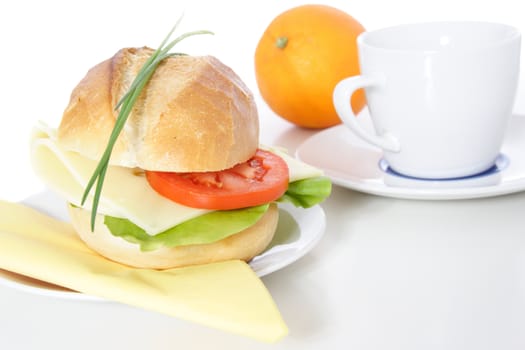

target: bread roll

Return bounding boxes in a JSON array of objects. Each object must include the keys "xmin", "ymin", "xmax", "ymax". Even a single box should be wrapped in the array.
[
  {"xmin": 57, "ymin": 47, "xmax": 259, "ymax": 172},
  {"xmin": 56, "ymin": 48, "xmax": 275, "ymax": 269},
  {"xmin": 68, "ymin": 203, "xmax": 279, "ymax": 269}
]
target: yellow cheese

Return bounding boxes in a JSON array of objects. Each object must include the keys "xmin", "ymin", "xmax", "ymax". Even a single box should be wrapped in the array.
[
  {"xmin": 265, "ymin": 145, "xmax": 324, "ymax": 182},
  {"xmin": 30, "ymin": 124, "xmax": 210, "ymax": 235},
  {"xmin": 30, "ymin": 123, "xmax": 322, "ymax": 235},
  {"xmin": 0, "ymin": 200, "xmax": 288, "ymax": 342}
]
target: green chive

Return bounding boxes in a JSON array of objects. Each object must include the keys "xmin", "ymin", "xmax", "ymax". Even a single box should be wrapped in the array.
[{"xmin": 81, "ymin": 18, "xmax": 213, "ymax": 231}]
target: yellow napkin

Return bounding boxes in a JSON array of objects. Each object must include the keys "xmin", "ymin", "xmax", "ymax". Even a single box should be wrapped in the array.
[{"xmin": 0, "ymin": 200, "xmax": 288, "ymax": 342}]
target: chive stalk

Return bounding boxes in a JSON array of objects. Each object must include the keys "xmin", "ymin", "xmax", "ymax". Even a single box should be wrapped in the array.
[{"xmin": 81, "ymin": 19, "xmax": 212, "ymax": 231}]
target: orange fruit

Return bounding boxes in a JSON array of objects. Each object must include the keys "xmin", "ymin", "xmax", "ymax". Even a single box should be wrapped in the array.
[{"xmin": 254, "ymin": 4, "xmax": 366, "ymax": 129}]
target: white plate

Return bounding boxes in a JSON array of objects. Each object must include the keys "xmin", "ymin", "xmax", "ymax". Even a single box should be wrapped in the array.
[
  {"xmin": 296, "ymin": 111, "xmax": 525, "ymax": 200},
  {"xmin": 0, "ymin": 191, "xmax": 326, "ymax": 301}
]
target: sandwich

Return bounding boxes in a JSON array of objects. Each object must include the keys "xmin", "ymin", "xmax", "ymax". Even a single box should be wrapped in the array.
[{"xmin": 30, "ymin": 37, "xmax": 331, "ymax": 270}]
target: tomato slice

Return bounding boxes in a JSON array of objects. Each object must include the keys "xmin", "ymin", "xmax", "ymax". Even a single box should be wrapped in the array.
[{"xmin": 145, "ymin": 149, "xmax": 290, "ymax": 210}]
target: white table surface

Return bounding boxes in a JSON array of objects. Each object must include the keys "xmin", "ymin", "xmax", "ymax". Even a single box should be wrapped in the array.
[{"xmin": 1, "ymin": 1, "xmax": 525, "ymax": 349}]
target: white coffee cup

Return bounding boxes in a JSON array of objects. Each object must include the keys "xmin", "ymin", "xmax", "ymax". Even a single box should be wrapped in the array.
[{"xmin": 333, "ymin": 21, "xmax": 521, "ymax": 179}]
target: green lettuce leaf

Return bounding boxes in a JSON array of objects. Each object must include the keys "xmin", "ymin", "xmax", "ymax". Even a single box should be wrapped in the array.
[
  {"xmin": 102, "ymin": 176, "xmax": 331, "ymax": 251},
  {"xmin": 104, "ymin": 204, "xmax": 269, "ymax": 252},
  {"xmin": 279, "ymin": 176, "xmax": 332, "ymax": 208}
]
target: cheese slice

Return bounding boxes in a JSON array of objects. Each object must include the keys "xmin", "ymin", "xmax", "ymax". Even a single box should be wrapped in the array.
[
  {"xmin": 30, "ymin": 122, "xmax": 323, "ymax": 235},
  {"xmin": 31, "ymin": 125, "xmax": 209, "ymax": 235},
  {"xmin": 264, "ymin": 144, "xmax": 324, "ymax": 183},
  {"xmin": 0, "ymin": 200, "xmax": 288, "ymax": 342}
]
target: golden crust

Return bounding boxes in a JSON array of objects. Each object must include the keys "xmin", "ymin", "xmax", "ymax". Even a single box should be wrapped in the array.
[
  {"xmin": 58, "ymin": 48, "xmax": 259, "ymax": 172},
  {"xmin": 68, "ymin": 204, "xmax": 279, "ymax": 270}
]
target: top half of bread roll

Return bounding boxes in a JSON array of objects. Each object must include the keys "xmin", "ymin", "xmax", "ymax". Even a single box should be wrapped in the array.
[{"xmin": 57, "ymin": 47, "xmax": 259, "ymax": 172}]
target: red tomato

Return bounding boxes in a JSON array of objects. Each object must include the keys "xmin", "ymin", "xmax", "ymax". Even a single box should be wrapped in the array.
[{"xmin": 145, "ymin": 149, "xmax": 290, "ymax": 210}]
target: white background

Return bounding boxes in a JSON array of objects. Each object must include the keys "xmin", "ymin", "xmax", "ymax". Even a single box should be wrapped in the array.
[
  {"xmin": 1, "ymin": 1, "xmax": 525, "ymax": 350},
  {"xmin": 0, "ymin": 0, "xmax": 524, "ymax": 201}
]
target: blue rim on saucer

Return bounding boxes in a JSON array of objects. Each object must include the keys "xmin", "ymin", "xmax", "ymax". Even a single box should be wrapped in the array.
[{"xmin": 378, "ymin": 154, "xmax": 510, "ymax": 182}]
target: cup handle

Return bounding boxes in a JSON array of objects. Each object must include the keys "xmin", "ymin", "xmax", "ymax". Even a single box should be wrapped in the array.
[{"xmin": 333, "ymin": 75, "xmax": 400, "ymax": 152}]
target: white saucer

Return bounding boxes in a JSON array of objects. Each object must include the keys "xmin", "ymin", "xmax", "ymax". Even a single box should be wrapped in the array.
[
  {"xmin": 0, "ymin": 191, "xmax": 326, "ymax": 301},
  {"xmin": 296, "ymin": 112, "xmax": 525, "ymax": 200}
]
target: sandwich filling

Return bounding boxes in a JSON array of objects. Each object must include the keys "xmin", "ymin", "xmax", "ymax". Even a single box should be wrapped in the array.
[{"xmin": 31, "ymin": 122, "xmax": 331, "ymax": 251}]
